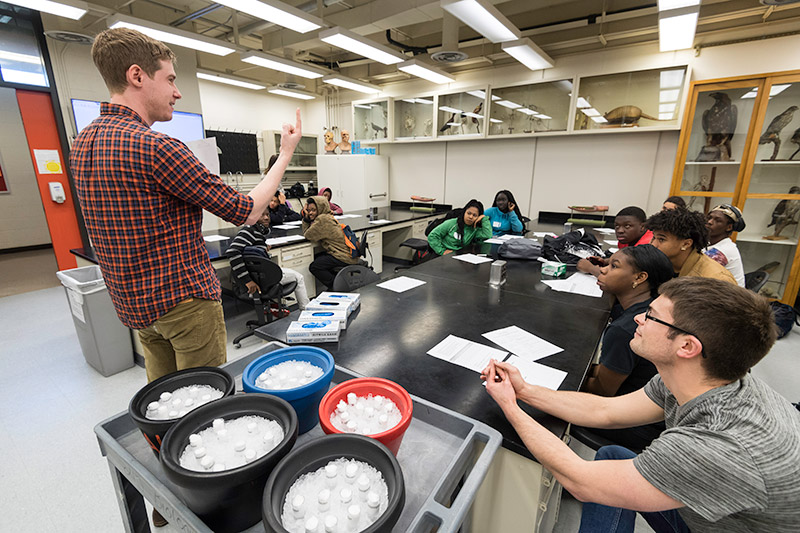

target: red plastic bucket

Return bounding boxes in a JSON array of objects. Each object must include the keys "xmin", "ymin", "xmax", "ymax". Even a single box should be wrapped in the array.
[{"xmin": 318, "ymin": 378, "xmax": 413, "ymax": 456}]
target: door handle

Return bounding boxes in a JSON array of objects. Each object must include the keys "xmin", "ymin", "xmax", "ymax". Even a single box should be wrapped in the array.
[{"xmin": 369, "ymin": 192, "xmax": 387, "ymax": 199}]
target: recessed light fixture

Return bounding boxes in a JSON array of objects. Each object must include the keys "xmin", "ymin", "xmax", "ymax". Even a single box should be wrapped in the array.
[
  {"xmin": 213, "ymin": 0, "xmax": 323, "ymax": 33},
  {"xmin": 440, "ymin": 0, "xmax": 521, "ymax": 43},
  {"xmin": 322, "ymin": 74, "xmax": 381, "ymax": 94},
  {"xmin": 660, "ymin": 69, "xmax": 685, "ymax": 88},
  {"xmin": 439, "ymin": 105, "xmax": 463, "ymax": 114},
  {"xmin": 591, "ymin": 116, "xmax": 608, "ymax": 124},
  {"xmin": 659, "ymin": 112, "xmax": 674, "ymax": 120},
  {"xmin": 414, "ymin": 98, "xmax": 434, "ymax": 104},
  {"xmin": 319, "ymin": 27, "xmax": 405, "ymax": 65},
  {"xmin": 657, "ymin": 0, "xmax": 699, "ymax": 10},
  {"xmin": 516, "ymin": 108, "xmax": 537, "ymax": 115},
  {"xmin": 582, "ymin": 108, "xmax": 601, "ymax": 117},
  {"xmin": 576, "ymin": 97, "xmax": 592, "ymax": 108},
  {"xmin": 659, "ymin": 103, "xmax": 677, "ymax": 113},
  {"xmin": 501, "ymin": 38, "xmax": 554, "ymax": 71},
  {"xmin": 267, "ymin": 87, "xmax": 316, "ymax": 100},
  {"xmin": 197, "ymin": 70, "xmax": 265, "ymax": 90},
  {"xmin": 397, "ymin": 58, "xmax": 454, "ymax": 84},
  {"xmin": 660, "ymin": 89, "xmax": 680, "ymax": 103},
  {"xmin": 466, "ymin": 89, "xmax": 501, "ymax": 101},
  {"xmin": 489, "ymin": 118, "xmax": 503, "ymax": 123},
  {"xmin": 5, "ymin": 0, "xmax": 87, "ymax": 20},
  {"xmin": 109, "ymin": 15, "xmax": 236, "ymax": 56},
  {"xmin": 354, "ymin": 103, "xmax": 374, "ymax": 109},
  {"xmin": 658, "ymin": 6, "xmax": 699, "ymax": 52},
  {"xmin": 495, "ymin": 100, "xmax": 521, "ymax": 109},
  {"xmin": 240, "ymin": 50, "xmax": 327, "ymax": 79}
]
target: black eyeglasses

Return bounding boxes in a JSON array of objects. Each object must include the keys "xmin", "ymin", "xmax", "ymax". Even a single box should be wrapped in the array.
[{"xmin": 644, "ymin": 310, "xmax": 707, "ymax": 358}]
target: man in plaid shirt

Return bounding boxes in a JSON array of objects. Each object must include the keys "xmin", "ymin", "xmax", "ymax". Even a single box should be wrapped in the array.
[{"xmin": 70, "ymin": 28, "xmax": 302, "ymax": 385}]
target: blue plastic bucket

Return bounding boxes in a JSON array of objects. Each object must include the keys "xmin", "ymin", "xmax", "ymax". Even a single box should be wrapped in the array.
[{"xmin": 242, "ymin": 346, "xmax": 334, "ymax": 434}]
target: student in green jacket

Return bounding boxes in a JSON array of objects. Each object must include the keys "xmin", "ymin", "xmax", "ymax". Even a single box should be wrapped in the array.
[
  {"xmin": 428, "ymin": 199, "xmax": 493, "ymax": 255},
  {"xmin": 302, "ymin": 196, "xmax": 360, "ymax": 290}
]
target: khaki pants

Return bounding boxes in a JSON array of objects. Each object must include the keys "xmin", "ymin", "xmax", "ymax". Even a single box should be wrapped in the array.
[{"xmin": 138, "ymin": 298, "xmax": 227, "ymax": 383}]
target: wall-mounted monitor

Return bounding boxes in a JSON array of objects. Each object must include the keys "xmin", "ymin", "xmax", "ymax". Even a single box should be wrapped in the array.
[{"xmin": 71, "ymin": 99, "xmax": 205, "ymax": 144}]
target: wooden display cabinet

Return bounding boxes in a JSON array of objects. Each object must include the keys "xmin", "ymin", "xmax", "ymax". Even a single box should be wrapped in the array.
[{"xmin": 670, "ymin": 69, "xmax": 800, "ymax": 304}]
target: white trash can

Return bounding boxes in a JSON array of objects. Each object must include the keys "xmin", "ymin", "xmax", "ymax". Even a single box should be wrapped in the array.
[{"xmin": 57, "ymin": 265, "xmax": 134, "ymax": 377}]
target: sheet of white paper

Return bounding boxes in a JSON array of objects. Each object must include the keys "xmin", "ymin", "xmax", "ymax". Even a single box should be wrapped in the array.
[
  {"xmin": 376, "ymin": 276, "xmax": 427, "ymax": 293},
  {"xmin": 369, "ymin": 219, "xmax": 392, "ymax": 224},
  {"xmin": 541, "ymin": 273, "xmax": 603, "ymax": 298},
  {"xmin": 428, "ymin": 335, "xmax": 507, "ymax": 373},
  {"xmin": 33, "ymin": 149, "xmax": 63, "ymax": 174},
  {"xmin": 505, "ymin": 355, "xmax": 568, "ymax": 390},
  {"xmin": 452, "ymin": 254, "xmax": 493, "ymax": 264},
  {"xmin": 483, "ymin": 238, "xmax": 505, "ymax": 244},
  {"xmin": 284, "ymin": 235, "xmax": 305, "ymax": 242},
  {"xmin": 283, "ymin": 220, "xmax": 303, "ymax": 226},
  {"xmin": 186, "ymin": 138, "xmax": 220, "ymax": 176},
  {"xmin": 203, "ymin": 235, "xmax": 229, "ymax": 242},
  {"xmin": 595, "ymin": 228, "xmax": 616, "ymax": 234},
  {"xmin": 482, "ymin": 325, "xmax": 563, "ymax": 362},
  {"xmin": 498, "ymin": 234, "xmax": 525, "ymax": 240},
  {"xmin": 532, "ymin": 231, "xmax": 557, "ymax": 238},
  {"xmin": 334, "ymin": 214, "xmax": 361, "ymax": 219},
  {"xmin": 272, "ymin": 224, "xmax": 298, "ymax": 230}
]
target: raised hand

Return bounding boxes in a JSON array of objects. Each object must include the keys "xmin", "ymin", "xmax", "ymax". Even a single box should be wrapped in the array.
[{"xmin": 280, "ymin": 108, "xmax": 303, "ymax": 154}]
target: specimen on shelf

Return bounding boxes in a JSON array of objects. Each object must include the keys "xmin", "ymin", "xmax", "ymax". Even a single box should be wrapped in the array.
[
  {"xmin": 685, "ymin": 174, "xmax": 711, "ymax": 210},
  {"xmin": 471, "ymin": 102, "xmax": 483, "ymax": 134},
  {"xmin": 788, "ymin": 127, "xmax": 800, "ymax": 160},
  {"xmin": 758, "ymin": 106, "xmax": 799, "ymax": 160},
  {"xmin": 439, "ymin": 112, "xmax": 457, "ymax": 133},
  {"xmin": 371, "ymin": 122, "xmax": 387, "ymax": 139},
  {"xmin": 698, "ymin": 91, "xmax": 737, "ymax": 161},
  {"xmin": 338, "ymin": 130, "xmax": 351, "ymax": 153},
  {"xmin": 602, "ymin": 105, "xmax": 663, "ymax": 126},
  {"xmin": 323, "ymin": 129, "xmax": 338, "ymax": 155},
  {"xmin": 764, "ymin": 186, "xmax": 800, "ymax": 240}
]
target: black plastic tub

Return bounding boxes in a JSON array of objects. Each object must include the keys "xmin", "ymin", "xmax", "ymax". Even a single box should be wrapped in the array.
[
  {"xmin": 128, "ymin": 366, "xmax": 235, "ymax": 456},
  {"xmin": 262, "ymin": 434, "xmax": 405, "ymax": 533},
  {"xmin": 160, "ymin": 393, "xmax": 299, "ymax": 533}
]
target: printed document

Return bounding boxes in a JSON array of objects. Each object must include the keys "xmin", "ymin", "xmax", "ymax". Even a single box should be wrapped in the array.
[
  {"xmin": 482, "ymin": 325, "xmax": 563, "ymax": 362},
  {"xmin": 428, "ymin": 335, "xmax": 508, "ymax": 373},
  {"xmin": 505, "ymin": 355, "xmax": 568, "ymax": 390},
  {"xmin": 541, "ymin": 272, "xmax": 603, "ymax": 298}
]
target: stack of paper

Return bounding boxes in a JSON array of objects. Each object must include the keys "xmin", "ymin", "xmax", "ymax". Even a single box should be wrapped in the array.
[
  {"xmin": 452, "ymin": 254, "xmax": 493, "ymax": 264},
  {"xmin": 541, "ymin": 272, "xmax": 603, "ymax": 298}
]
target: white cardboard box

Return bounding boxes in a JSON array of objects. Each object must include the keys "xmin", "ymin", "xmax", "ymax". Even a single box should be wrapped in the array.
[
  {"xmin": 298, "ymin": 309, "xmax": 349, "ymax": 330},
  {"xmin": 286, "ymin": 320, "xmax": 341, "ymax": 343},
  {"xmin": 316, "ymin": 291, "xmax": 361, "ymax": 310},
  {"xmin": 306, "ymin": 299, "xmax": 354, "ymax": 316}
]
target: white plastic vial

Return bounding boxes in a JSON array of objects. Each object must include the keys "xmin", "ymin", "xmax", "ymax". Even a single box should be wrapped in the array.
[
  {"xmin": 324, "ymin": 515, "xmax": 338, "ymax": 533},
  {"xmin": 189, "ymin": 434, "xmax": 202, "ymax": 447},
  {"xmin": 159, "ymin": 392, "xmax": 172, "ymax": 402},
  {"xmin": 357, "ymin": 474, "xmax": 370, "ymax": 495},
  {"xmin": 366, "ymin": 492, "xmax": 380, "ymax": 518},
  {"xmin": 147, "ymin": 401, "xmax": 159, "ymax": 412},
  {"xmin": 212, "ymin": 418, "xmax": 224, "ymax": 431},
  {"xmin": 347, "ymin": 393, "xmax": 357, "ymax": 405},
  {"xmin": 244, "ymin": 449, "xmax": 256, "ymax": 463},
  {"xmin": 317, "ymin": 488, "xmax": 331, "ymax": 512},
  {"xmin": 200, "ymin": 456, "xmax": 214, "ymax": 469},
  {"xmin": 194, "ymin": 447, "xmax": 206, "ymax": 459},
  {"xmin": 234, "ymin": 441, "xmax": 246, "ymax": 452},
  {"xmin": 347, "ymin": 505, "xmax": 361, "ymax": 531},
  {"xmin": 345, "ymin": 463, "xmax": 358, "ymax": 483},
  {"xmin": 292, "ymin": 495, "xmax": 305, "ymax": 519},
  {"xmin": 340, "ymin": 488, "xmax": 353, "ymax": 504},
  {"xmin": 305, "ymin": 516, "xmax": 319, "ymax": 533}
]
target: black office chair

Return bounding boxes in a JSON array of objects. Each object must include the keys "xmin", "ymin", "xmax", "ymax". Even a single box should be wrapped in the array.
[
  {"xmin": 231, "ymin": 253, "xmax": 297, "ymax": 348},
  {"xmin": 744, "ymin": 270, "xmax": 769, "ymax": 293},
  {"xmin": 332, "ymin": 265, "xmax": 380, "ymax": 292},
  {"xmin": 569, "ymin": 425, "xmax": 646, "ymax": 455},
  {"xmin": 394, "ymin": 217, "xmax": 445, "ymax": 272}
]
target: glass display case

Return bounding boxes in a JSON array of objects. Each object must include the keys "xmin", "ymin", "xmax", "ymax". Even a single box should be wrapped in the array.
[
  {"xmin": 436, "ymin": 90, "xmax": 485, "ymax": 138},
  {"xmin": 488, "ymin": 79, "xmax": 572, "ymax": 136},
  {"xmin": 352, "ymin": 99, "xmax": 391, "ymax": 142},
  {"xmin": 670, "ymin": 69, "xmax": 800, "ymax": 303},
  {"xmin": 263, "ymin": 131, "xmax": 318, "ymax": 170},
  {"xmin": 393, "ymin": 96, "xmax": 435, "ymax": 140},
  {"xmin": 574, "ymin": 66, "xmax": 688, "ymax": 131}
]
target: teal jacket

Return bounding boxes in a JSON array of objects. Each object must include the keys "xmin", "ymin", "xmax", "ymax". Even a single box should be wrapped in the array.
[
  {"xmin": 427, "ymin": 217, "xmax": 492, "ymax": 255},
  {"xmin": 484, "ymin": 207, "xmax": 523, "ymax": 236}
]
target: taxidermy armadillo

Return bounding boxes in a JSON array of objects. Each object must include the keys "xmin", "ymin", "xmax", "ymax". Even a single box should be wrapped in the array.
[{"xmin": 603, "ymin": 105, "xmax": 666, "ymax": 126}]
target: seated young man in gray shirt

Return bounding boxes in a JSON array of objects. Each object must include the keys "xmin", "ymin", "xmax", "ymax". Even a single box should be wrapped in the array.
[{"xmin": 483, "ymin": 277, "xmax": 800, "ymax": 532}]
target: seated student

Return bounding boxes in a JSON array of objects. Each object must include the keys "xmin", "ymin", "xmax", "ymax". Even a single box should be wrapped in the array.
[
  {"xmin": 484, "ymin": 190, "xmax": 524, "ymax": 236},
  {"xmin": 704, "ymin": 204, "xmax": 746, "ymax": 288},
  {"xmin": 580, "ymin": 245, "xmax": 674, "ymax": 450},
  {"xmin": 226, "ymin": 209, "xmax": 310, "ymax": 312},
  {"xmin": 577, "ymin": 206, "xmax": 653, "ymax": 277},
  {"xmin": 427, "ymin": 199, "xmax": 492, "ymax": 256},
  {"xmin": 319, "ymin": 187, "xmax": 343, "ymax": 215},
  {"xmin": 482, "ymin": 277, "xmax": 800, "ymax": 533},
  {"xmin": 646, "ymin": 207, "xmax": 736, "ymax": 283},
  {"xmin": 662, "ymin": 196, "xmax": 686, "ymax": 210},
  {"xmin": 268, "ymin": 190, "xmax": 301, "ymax": 226},
  {"xmin": 302, "ymin": 196, "xmax": 359, "ymax": 290}
]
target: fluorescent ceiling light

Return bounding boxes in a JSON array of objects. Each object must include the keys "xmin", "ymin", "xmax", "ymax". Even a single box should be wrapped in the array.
[
  {"xmin": 109, "ymin": 15, "xmax": 236, "ymax": 56},
  {"xmin": 415, "ymin": 98, "xmax": 434, "ymax": 104},
  {"xmin": 4, "ymin": 0, "xmax": 87, "ymax": 20},
  {"xmin": 439, "ymin": 105, "xmax": 463, "ymax": 113},
  {"xmin": 660, "ymin": 89, "xmax": 680, "ymax": 103},
  {"xmin": 658, "ymin": 6, "xmax": 699, "ymax": 52},
  {"xmin": 354, "ymin": 103, "xmax": 373, "ymax": 109},
  {"xmin": 447, "ymin": 122, "xmax": 462, "ymax": 126},
  {"xmin": 0, "ymin": 50, "xmax": 41, "ymax": 64},
  {"xmin": 516, "ymin": 108, "xmax": 537, "ymax": 115},
  {"xmin": 441, "ymin": 0, "xmax": 521, "ymax": 43},
  {"xmin": 769, "ymin": 84, "xmax": 790, "ymax": 96},
  {"xmin": 267, "ymin": 87, "xmax": 316, "ymax": 100},
  {"xmin": 489, "ymin": 118, "xmax": 503, "ymax": 123},
  {"xmin": 660, "ymin": 69, "xmax": 685, "ymax": 88},
  {"xmin": 197, "ymin": 71, "xmax": 265, "ymax": 90},
  {"xmin": 659, "ymin": 112, "xmax": 674, "ymax": 120},
  {"xmin": 658, "ymin": 0, "xmax": 699, "ymax": 10},
  {"xmin": 401, "ymin": 99, "xmax": 416, "ymax": 103},
  {"xmin": 591, "ymin": 116, "xmax": 608, "ymax": 124},
  {"xmin": 576, "ymin": 96, "xmax": 591, "ymax": 108},
  {"xmin": 659, "ymin": 103, "xmax": 676, "ymax": 113},
  {"xmin": 582, "ymin": 108, "xmax": 601, "ymax": 117},
  {"xmin": 741, "ymin": 89, "xmax": 758, "ymax": 99},
  {"xmin": 501, "ymin": 38, "xmax": 554, "ymax": 71},
  {"xmin": 463, "ymin": 112, "xmax": 483, "ymax": 119},
  {"xmin": 319, "ymin": 27, "xmax": 404, "ymax": 65},
  {"xmin": 213, "ymin": 0, "xmax": 322, "ymax": 33},
  {"xmin": 240, "ymin": 50, "xmax": 326, "ymax": 79},
  {"xmin": 322, "ymin": 74, "xmax": 381, "ymax": 94},
  {"xmin": 538, "ymin": 114, "xmax": 552, "ymax": 119},
  {"xmin": 1, "ymin": 68, "xmax": 47, "ymax": 86},
  {"xmin": 496, "ymin": 100, "xmax": 521, "ymax": 109},
  {"xmin": 467, "ymin": 89, "xmax": 500, "ymax": 101},
  {"xmin": 398, "ymin": 59, "xmax": 454, "ymax": 84}
]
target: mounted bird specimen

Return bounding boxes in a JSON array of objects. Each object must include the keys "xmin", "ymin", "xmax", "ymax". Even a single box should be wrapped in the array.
[
  {"xmin": 439, "ymin": 112, "xmax": 457, "ymax": 133},
  {"xmin": 788, "ymin": 127, "xmax": 800, "ymax": 160},
  {"xmin": 765, "ymin": 186, "xmax": 800, "ymax": 240},
  {"xmin": 471, "ymin": 102, "xmax": 483, "ymax": 134},
  {"xmin": 698, "ymin": 91, "xmax": 737, "ymax": 161},
  {"xmin": 759, "ymin": 106, "xmax": 799, "ymax": 160}
]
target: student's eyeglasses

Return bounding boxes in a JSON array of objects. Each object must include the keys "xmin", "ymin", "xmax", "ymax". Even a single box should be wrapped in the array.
[{"xmin": 644, "ymin": 310, "xmax": 707, "ymax": 358}]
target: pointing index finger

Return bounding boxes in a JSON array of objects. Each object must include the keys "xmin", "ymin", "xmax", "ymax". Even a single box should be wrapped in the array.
[{"xmin": 295, "ymin": 108, "xmax": 302, "ymax": 131}]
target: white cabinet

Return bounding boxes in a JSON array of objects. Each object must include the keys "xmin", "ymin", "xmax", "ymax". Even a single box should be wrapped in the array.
[{"xmin": 315, "ymin": 155, "xmax": 389, "ymax": 212}]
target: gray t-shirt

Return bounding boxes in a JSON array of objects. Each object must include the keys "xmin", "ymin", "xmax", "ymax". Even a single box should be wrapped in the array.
[{"xmin": 633, "ymin": 374, "xmax": 800, "ymax": 532}]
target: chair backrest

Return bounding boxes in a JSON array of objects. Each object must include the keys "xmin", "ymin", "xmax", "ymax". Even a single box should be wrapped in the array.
[
  {"xmin": 358, "ymin": 229, "xmax": 369, "ymax": 258},
  {"xmin": 744, "ymin": 270, "xmax": 769, "ymax": 293},
  {"xmin": 231, "ymin": 253, "xmax": 284, "ymax": 300},
  {"xmin": 332, "ymin": 265, "xmax": 380, "ymax": 292}
]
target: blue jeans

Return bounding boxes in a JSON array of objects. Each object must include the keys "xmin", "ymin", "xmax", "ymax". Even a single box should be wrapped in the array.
[{"xmin": 578, "ymin": 446, "xmax": 690, "ymax": 533}]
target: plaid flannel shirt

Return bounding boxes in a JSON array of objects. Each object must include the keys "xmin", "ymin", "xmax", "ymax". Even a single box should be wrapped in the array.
[{"xmin": 70, "ymin": 103, "xmax": 253, "ymax": 328}]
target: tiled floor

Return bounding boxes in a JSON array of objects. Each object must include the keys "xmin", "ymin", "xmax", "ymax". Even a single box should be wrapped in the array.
[{"xmin": 1, "ymin": 251, "xmax": 798, "ymax": 532}]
